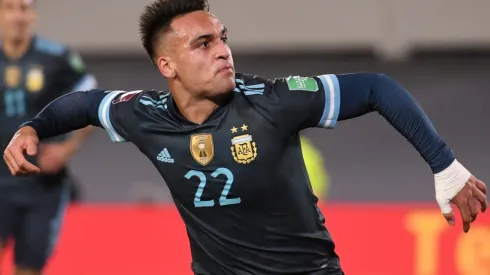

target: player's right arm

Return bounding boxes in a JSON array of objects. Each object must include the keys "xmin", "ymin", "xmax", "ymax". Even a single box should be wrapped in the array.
[{"xmin": 3, "ymin": 89, "xmax": 144, "ymax": 175}]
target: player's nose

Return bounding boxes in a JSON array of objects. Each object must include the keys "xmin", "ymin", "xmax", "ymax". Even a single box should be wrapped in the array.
[{"xmin": 215, "ymin": 43, "xmax": 231, "ymax": 61}]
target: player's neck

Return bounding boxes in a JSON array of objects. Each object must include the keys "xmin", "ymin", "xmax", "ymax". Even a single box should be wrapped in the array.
[
  {"xmin": 169, "ymin": 80, "xmax": 232, "ymax": 124},
  {"xmin": 2, "ymin": 36, "xmax": 32, "ymax": 59},
  {"xmin": 169, "ymin": 84, "xmax": 219, "ymax": 124},
  {"xmin": 173, "ymin": 95, "xmax": 219, "ymax": 124}
]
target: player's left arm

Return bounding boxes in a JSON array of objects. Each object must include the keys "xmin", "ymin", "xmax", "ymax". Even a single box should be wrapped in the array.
[
  {"xmin": 270, "ymin": 72, "xmax": 486, "ymax": 232},
  {"xmin": 333, "ymin": 73, "xmax": 487, "ymax": 232}
]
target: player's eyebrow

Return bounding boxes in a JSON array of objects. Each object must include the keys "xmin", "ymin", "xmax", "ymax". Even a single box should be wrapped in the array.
[{"xmin": 189, "ymin": 26, "xmax": 228, "ymax": 45}]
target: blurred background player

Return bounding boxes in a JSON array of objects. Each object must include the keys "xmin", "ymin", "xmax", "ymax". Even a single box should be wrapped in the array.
[{"xmin": 0, "ymin": 0, "xmax": 97, "ymax": 274}]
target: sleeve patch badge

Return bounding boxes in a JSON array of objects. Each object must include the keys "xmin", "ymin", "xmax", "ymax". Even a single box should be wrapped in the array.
[
  {"xmin": 286, "ymin": 76, "xmax": 319, "ymax": 92},
  {"xmin": 112, "ymin": 90, "xmax": 143, "ymax": 104}
]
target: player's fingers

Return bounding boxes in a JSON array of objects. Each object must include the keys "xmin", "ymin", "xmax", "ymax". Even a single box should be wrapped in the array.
[
  {"xmin": 473, "ymin": 199, "xmax": 481, "ymax": 221},
  {"xmin": 21, "ymin": 160, "xmax": 40, "ymax": 173},
  {"xmin": 442, "ymin": 211, "xmax": 456, "ymax": 226},
  {"xmin": 3, "ymin": 148, "xmax": 20, "ymax": 175},
  {"xmin": 25, "ymin": 140, "xmax": 38, "ymax": 156},
  {"xmin": 10, "ymin": 145, "xmax": 40, "ymax": 174},
  {"xmin": 3, "ymin": 151, "xmax": 16, "ymax": 175},
  {"xmin": 474, "ymin": 179, "xmax": 487, "ymax": 195},
  {"xmin": 438, "ymin": 196, "xmax": 455, "ymax": 226},
  {"xmin": 468, "ymin": 198, "xmax": 479, "ymax": 222},
  {"xmin": 473, "ymin": 187, "xmax": 488, "ymax": 213},
  {"xmin": 481, "ymin": 200, "xmax": 488, "ymax": 214},
  {"xmin": 458, "ymin": 200, "xmax": 472, "ymax": 233},
  {"xmin": 6, "ymin": 150, "xmax": 30, "ymax": 176}
]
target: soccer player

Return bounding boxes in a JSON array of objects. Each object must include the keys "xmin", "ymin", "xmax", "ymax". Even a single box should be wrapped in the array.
[
  {"xmin": 3, "ymin": 0, "xmax": 487, "ymax": 274},
  {"xmin": 0, "ymin": 0, "xmax": 97, "ymax": 274}
]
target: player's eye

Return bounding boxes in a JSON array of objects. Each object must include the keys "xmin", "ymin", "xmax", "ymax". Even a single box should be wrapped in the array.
[
  {"xmin": 221, "ymin": 36, "xmax": 228, "ymax": 43},
  {"xmin": 199, "ymin": 41, "xmax": 210, "ymax": 49}
]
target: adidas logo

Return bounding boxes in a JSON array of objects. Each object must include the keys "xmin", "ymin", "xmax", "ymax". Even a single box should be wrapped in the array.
[{"xmin": 157, "ymin": 148, "xmax": 174, "ymax": 163}]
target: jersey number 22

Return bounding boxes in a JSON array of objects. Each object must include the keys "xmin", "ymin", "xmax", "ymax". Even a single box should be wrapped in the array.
[{"xmin": 185, "ymin": 168, "xmax": 241, "ymax": 208}]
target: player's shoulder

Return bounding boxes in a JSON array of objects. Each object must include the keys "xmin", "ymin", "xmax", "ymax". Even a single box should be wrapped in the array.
[
  {"xmin": 234, "ymin": 72, "xmax": 271, "ymax": 87},
  {"xmin": 135, "ymin": 89, "xmax": 170, "ymax": 108},
  {"xmin": 233, "ymin": 72, "xmax": 272, "ymax": 98},
  {"xmin": 235, "ymin": 73, "xmax": 327, "ymax": 96},
  {"xmin": 109, "ymin": 89, "xmax": 170, "ymax": 110},
  {"xmin": 233, "ymin": 72, "xmax": 322, "ymax": 98},
  {"xmin": 33, "ymin": 36, "xmax": 69, "ymax": 57}
]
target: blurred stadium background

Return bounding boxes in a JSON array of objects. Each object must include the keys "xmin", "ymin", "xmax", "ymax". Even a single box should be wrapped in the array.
[{"xmin": 3, "ymin": 0, "xmax": 490, "ymax": 274}]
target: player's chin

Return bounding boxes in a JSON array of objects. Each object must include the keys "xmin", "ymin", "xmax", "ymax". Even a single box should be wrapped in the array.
[
  {"xmin": 213, "ymin": 84, "xmax": 235, "ymax": 96},
  {"xmin": 10, "ymin": 33, "xmax": 29, "ymax": 42},
  {"xmin": 214, "ymin": 74, "xmax": 236, "ymax": 91},
  {"xmin": 206, "ymin": 83, "xmax": 235, "ymax": 100}
]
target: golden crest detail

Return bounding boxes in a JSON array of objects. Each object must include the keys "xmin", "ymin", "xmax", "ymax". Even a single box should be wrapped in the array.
[
  {"xmin": 230, "ymin": 129, "xmax": 257, "ymax": 164},
  {"xmin": 190, "ymin": 134, "xmax": 214, "ymax": 166},
  {"xmin": 26, "ymin": 66, "xmax": 44, "ymax": 93},
  {"xmin": 4, "ymin": 65, "xmax": 21, "ymax": 87}
]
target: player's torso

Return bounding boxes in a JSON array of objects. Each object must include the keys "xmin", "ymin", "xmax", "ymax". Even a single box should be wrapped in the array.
[
  {"xmin": 130, "ymin": 88, "xmax": 333, "ymax": 271},
  {"xmin": 139, "ymin": 93, "xmax": 287, "ymax": 212},
  {"xmin": 0, "ymin": 39, "xmax": 69, "ymax": 181},
  {"xmin": 0, "ymin": 49, "xmax": 66, "ymax": 140}
]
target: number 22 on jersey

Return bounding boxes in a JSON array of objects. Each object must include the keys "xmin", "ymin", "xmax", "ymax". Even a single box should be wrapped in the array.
[{"xmin": 185, "ymin": 168, "xmax": 241, "ymax": 208}]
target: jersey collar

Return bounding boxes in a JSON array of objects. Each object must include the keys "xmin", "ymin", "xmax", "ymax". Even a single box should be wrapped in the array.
[
  {"xmin": 0, "ymin": 35, "xmax": 36, "ymax": 62},
  {"xmin": 167, "ymin": 92, "xmax": 231, "ymax": 127}
]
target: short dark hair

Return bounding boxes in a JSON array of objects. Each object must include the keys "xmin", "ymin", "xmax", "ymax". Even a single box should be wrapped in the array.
[{"xmin": 139, "ymin": 0, "xmax": 210, "ymax": 63}]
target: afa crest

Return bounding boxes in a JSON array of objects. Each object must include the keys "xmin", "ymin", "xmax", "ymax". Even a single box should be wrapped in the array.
[
  {"xmin": 190, "ymin": 134, "xmax": 214, "ymax": 166},
  {"xmin": 4, "ymin": 65, "xmax": 21, "ymax": 87},
  {"xmin": 26, "ymin": 66, "xmax": 44, "ymax": 93},
  {"xmin": 230, "ymin": 124, "xmax": 257, "ymax": 164}
]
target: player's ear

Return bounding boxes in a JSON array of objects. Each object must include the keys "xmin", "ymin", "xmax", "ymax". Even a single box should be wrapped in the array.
[{"xmin": 156, "ymin": 56, "xmax": 176, "ymax": 78}]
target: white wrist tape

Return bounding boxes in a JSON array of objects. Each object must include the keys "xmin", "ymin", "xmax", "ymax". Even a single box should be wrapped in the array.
[{"xmin": 434, "ymin": 159, "xmax": 472, "ymax": 214}]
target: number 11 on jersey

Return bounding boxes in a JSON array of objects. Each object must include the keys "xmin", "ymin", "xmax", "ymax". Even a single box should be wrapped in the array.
[
  {"xmin": 4, "ymin": 89, "xmax": 26, "ymax": 117},
  {"xmin": 185, "ymin": 168, "xmax": 241, "ymax": 208}
]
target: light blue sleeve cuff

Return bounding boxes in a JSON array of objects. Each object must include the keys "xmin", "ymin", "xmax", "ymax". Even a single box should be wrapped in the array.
[
  {"xmin": 97, "ymin": 91, "xmax": 126, "ymax": 142},
  {"xmin": 316, "ymin": 74, "xmax": 340, "ymax": 129}
]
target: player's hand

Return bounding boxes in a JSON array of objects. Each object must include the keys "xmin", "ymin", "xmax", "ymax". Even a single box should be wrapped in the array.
[
  {"xmin": 3, "ymin": 126, "xmax": 41, "ymax": 176},
  {"xmin": 37, "ymin": 142, "xmax": 76, "ymax": 174},
  {"xmin": 444, "ymin": 176, "xmax": 487, "ymax": 233}
]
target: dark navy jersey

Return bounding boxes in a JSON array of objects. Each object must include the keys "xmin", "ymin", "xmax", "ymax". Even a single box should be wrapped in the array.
[
  {"xmin": 98, "ymin": 73, "xmax": 340, "ymax": 274},
  {"xmin": 0, "ymin": 36, "xmax": 96, "ymax": 184}
]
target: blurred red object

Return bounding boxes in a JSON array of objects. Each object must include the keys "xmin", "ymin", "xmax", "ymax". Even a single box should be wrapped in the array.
[{"xmin": 2, "ymin": 203, "xmax": 489, "ymax": 275}]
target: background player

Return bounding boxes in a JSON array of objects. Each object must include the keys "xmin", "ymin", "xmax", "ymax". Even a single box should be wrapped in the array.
[
  {"xmin": 3, "ymin": 0, "xmax": 488, "ymax": 274},
  {"xmin": 0, "ymin": 0, "xmax": 97, "ymax": 274}
]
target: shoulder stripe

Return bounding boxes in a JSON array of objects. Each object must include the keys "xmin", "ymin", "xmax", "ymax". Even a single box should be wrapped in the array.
[
  {"xmin": 98, "ymin": 91, "xmax": 126, "ymax": 142},
  {"xmin": 234, "ymin": 79, "xmax": 265, "ymax": 96},
  {"xmin": 139, "ymin": 95, "xmax": 168, "ymax": 110},
  {"xmin": 238, "ymin": 83, "xmax": 265, "ymax": 90},
  {"xmin": 34, "ymin": 38, "xmax": 66, "ymax": 56},
  {"xmin": 317, "ymin": 74, "xmax": 340, "ymax": 129}
]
